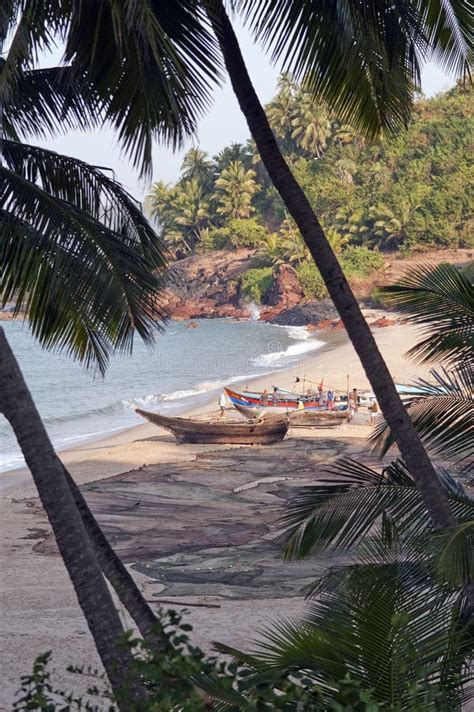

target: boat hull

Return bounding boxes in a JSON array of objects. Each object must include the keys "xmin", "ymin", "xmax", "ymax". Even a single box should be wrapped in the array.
[
  {"xmin": 133, "ymin": 407, "xmax": 289, "ymax": 444},
  {"xmin": 225, "ymin": 386, "xmax": 322, "ymax": 410},
  {"xmin": 233, "ymin": 403, "xmax": 348, "ymax": 427},
  {"xmin": 225, "ymin": 386, "xmax": 348, "ymax": 412}
]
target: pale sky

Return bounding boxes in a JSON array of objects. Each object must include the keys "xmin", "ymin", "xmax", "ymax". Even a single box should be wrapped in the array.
[{"xmin": 31, "ymin": 19, "xmax": 455, "ymax": 202}]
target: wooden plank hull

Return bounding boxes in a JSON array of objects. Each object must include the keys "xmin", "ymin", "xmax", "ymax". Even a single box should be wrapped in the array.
[
  {"xmin": 133, "ymin": 407, "xmax": 289, "ymax": 444},
  {"xmin": 233, "ymin": 403, "xmax": 347, "ymax": 428}
]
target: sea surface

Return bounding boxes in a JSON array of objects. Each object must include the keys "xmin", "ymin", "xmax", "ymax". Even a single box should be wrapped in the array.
[{"xmin": 0, "ymin": 318, "xmax": 326, "ymax": 472}]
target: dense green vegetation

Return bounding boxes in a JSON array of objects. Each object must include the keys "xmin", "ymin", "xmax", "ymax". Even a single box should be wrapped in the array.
[
  {"xmin": 146, "ymin": 79, "xmax": 472, "ymax": 299},
  {"xmin": 146, "ymin": 80, "xmax": 473, "ymax": 262}
]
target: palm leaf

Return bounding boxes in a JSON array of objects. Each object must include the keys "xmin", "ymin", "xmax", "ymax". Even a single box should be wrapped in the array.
[
  {"xmin": 371, "ymin": 365, "xmax": 474, "ymax": 463},
  {"xmin": 3, "ymin": 67, "xmax": 102, "ymax": 141},
  {"xmin": 380, "ymin": 263, "xmax": 474, "ymax": 366},
  {"xmin": 0, "ymin": 0, "xmax": 61, "ymax": 96},
  {"xmin": 60, "ymin": 0, "xmax": 223, "ymax": 176},
  {"xmin": 1, "ymin": 147, "xmax": 168, "ymax": 372},
  {"xmin": 204, "ymin": 536, "xmax": 472, "ymax": 708},
  {"xmin": 279, "ymin": 458, "xmax": 473, "ymax": 561},
  {"xmin": 4, "ymin": 1, "xmax": 222, "ymax": 176},
  {"xmin": 236, "ymin": 0, "xmax": 471, "ymax": 139},
  {"xmin": 437, "ymin": 521, "xmax": 474, "ymax": 586}
]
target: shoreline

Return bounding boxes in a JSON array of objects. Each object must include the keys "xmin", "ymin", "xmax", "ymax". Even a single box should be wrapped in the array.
[
  {"xmin": 0, "ymin": 324, "xmax": 345, "ymax": 488},
  {"xmin": 1, "ymin": 314, "xmax": 430, "ymax": 495}
]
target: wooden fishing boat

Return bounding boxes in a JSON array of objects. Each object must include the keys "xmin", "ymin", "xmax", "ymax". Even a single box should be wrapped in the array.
[
  {"xmin": 225, "ymin": 386, "xmax": 322, "ymax": 410},
  {"xmin": 233, "ymin": 403, "xmax": 348, "ymax": 428},
  {"xmin": 133, "ymin": 406, "xmax": 289, "ymax": 444},
  {"xmin": 225, "ymin": 386, "xmax": 348, "ymax": 412}
]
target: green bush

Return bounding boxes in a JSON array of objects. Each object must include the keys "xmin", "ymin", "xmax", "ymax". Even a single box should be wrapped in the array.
[
  {"xmin": 199, "ymin": 219, "xmax": 269, "ymax": 252},
  {"xmin": 295, "ymin": 261, "xmax": 328, "ymax": 299},
  {"xmin": 296, "ymin": 248, "xmax": 384, "ymax": 301},
  {"xmin": 241, "ymin": 267, "xmax": 274, "ymax": 303},
  {"xmin": 199, "ymin": 226, "xmax": 232, "ymax": 251},
  {"xmin": 227, "ymin": 218, "xmax": 269, "ymax": 248},
  {"xmin": 340, "ymin": 246, "xmax": 385, "ymax": 277}
]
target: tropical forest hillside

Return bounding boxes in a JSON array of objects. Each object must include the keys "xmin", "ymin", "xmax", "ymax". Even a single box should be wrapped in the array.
[{"xmin": 146, "ymin": 80, "xmax": 473, "ymax": 322}]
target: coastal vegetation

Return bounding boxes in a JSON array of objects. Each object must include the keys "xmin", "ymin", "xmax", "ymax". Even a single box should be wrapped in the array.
[
  {"xmin": 147, "ymin": 82, "xmax": 473, "ymax": 262},
  {"xmin": 145, "ymin": 79, "xmax": 472, "ymax": 305}
]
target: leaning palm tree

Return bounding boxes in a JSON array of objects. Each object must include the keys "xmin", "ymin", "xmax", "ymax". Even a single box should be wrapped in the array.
[
  {"xmin": 5, "ymin": 0, "xmax": 472, "ymax": 633},
  {"xmin": 203, "ymin": 0, "xmax": 471, "ymax": 537},
  {"xmin": 0, "ymin": 0, "xmax": 219, "ymax": 696}
]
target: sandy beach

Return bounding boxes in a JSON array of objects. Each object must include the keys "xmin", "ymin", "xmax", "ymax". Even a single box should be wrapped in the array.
[{"xmin": 0, "ymin": 315, "xmax": 435, "ymax": 708}]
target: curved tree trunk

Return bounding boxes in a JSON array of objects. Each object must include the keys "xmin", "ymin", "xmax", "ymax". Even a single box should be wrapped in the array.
[
  {"xmin": 206, "ymin": 0, "xmax": 456, "ymax": 533},
  {"xmin": 63, "ymin": 466, "xmax": 168, "ymax": 652},
  {"xmin": 0, "ymin": 329, "xmax": 146, "ymax": 707}
]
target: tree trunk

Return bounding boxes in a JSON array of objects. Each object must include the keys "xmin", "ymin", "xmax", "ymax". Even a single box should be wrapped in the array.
[
  {"xmin": 206, "ymin": 0, "xmax": 456, "ymax": 532},
  {"xmin": 63, "ymin": 466, "xmax": 168, "ymax": 652},
  {"xmin": 0, "ymin": 329, "xmax": 146, "ymax": 707}
]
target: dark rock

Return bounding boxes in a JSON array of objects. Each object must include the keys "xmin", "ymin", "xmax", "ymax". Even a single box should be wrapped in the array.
[{"xmin": 267, "ymin": 299, "xmax": 338, "ymax": 326}]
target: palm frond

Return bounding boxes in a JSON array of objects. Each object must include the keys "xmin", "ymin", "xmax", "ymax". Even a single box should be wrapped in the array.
[
  {"xmin": 437, "ymin": 521, "xmax": 474, "ymax": 586},
  {"xmin": 1, "ymin": 146, "xmax": 168, "ymax": 372},
  {"xmin": 279, "ymin": 458, "xmax": 473, "ymax": 561},
  {"xmin": 3, "ymin": 67, "xmax": 102, "ymax": 141},
  {"xmin": 236, "ymin": 0, "xmax": 471, "ymax": 139},
  {"xmin": 60, "ymin": 0, "xmax": 223, "ymax": 176},
  {"xmin": 204, "ymin": 536, "xmax": 472, "ymax": 708},
  {"xmin": 0, "ymin": 0, "xmax": 62, "ymax": 97},
  {"xmin": 380, "ymin": 263, "xmax": 474, "ymax": 366},
  {"xmin": 371, "ymin": 365, "xmax": 474, "ymax": 463}
]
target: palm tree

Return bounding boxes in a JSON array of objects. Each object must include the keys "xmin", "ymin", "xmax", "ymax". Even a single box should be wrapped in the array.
[
  {"xmin": 266, "ymin": 81, "xmax": 298, "ymax": 149},
  {"xmin": 0, "ymin": 0, "xmax": 216, "ymax": 691},
  {"xmin": 174, "ymin": 178, "xmax": 211, "ymax": 245},
  {"xmin": 214, "ymin": 142, "xmax": 253, "ymax": 173},
  {"xmin": 145, "ymin": 179, "xmax": 184, "ymax": 243},
  {"xmin": 203, "ymin": 0, "xmax": 470, "ymax": 536},
  {"xmin": 180, "ymin": 146, "xmax": 215, "ymax": 189},
  {"xmin": 0, "ymin": 331, "xmax": 147, "ymax": 706},
  {"xmin": 214, "ymin": 160, "xmax": 259, "ymax": 219},
  {"xmin": 291, "ymin": 91, "xmax": 332, "ymax": 158}
]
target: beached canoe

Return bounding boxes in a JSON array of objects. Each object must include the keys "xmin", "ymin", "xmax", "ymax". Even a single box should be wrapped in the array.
[
  {"xmin": 133, "ymin": 407, "xmax": 289, "ymax": 444},
  {"xmin": 233, "ymin": 403, "xmax": 348, "ymax": 428}
]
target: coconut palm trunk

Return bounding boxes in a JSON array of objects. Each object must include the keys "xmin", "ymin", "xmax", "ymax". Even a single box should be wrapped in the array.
[
  {"xmin": 0, "ymin": 329, "xmax": 146, "ymax": 706},
  {"xmin": 206, "ymin": 0, "xmax": 456, "ymax": 532},
  {"xmin": 63, "ymin": 467, "xmax": 167, "ymax": 652}
]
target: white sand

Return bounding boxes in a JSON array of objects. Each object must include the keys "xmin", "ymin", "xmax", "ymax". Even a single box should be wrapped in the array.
[{"xmin": 0, "ymin": 317, "xmax": 432, "ymax": 708}]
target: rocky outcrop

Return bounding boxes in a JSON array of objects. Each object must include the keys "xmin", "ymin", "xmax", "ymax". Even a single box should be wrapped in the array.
[
  {"xmin": 267, "ymin": 299, "xmax": 338, "ymax": 326},
  {"xmin": 160, "ymin": 250, "xmax": 403, "ymax": 327},
  {"xmin": 161, "ymin": 249, "xmax": 255, "ymax": 320}
]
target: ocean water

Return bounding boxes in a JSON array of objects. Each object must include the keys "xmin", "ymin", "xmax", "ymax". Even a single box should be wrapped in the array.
[{"xmin": 0, "ymin": 319, "xmax": 325, "ymax": 472}]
